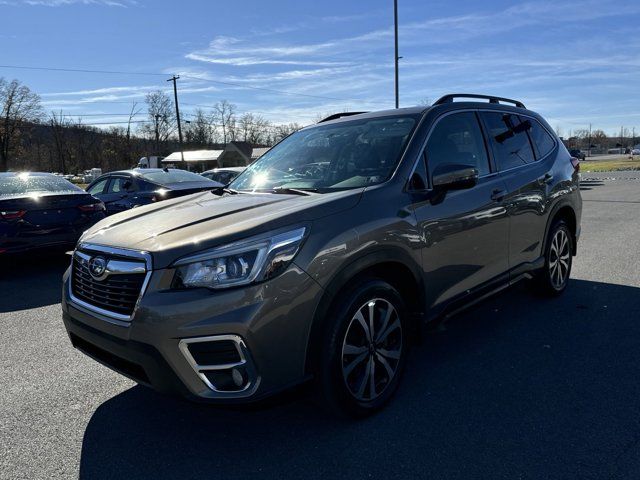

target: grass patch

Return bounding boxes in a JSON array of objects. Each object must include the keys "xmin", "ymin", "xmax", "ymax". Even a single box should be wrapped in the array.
[{"xmin": 581, "ymin": 156, "xmax": 640, "ymax": 172}]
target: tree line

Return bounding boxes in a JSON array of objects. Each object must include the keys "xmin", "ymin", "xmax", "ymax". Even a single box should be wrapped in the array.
[
  {"xmin": 0, "ymin": 77, "xmax": 303, "ymax": 173},
  {"xmin": 558, "ymin": 125, "xmax": 639, "ymax": 153}
]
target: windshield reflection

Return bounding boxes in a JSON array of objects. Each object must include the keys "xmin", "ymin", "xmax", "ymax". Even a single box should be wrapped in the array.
[{"xmin": 230, "ymin": 115, "xmax": 419, "ymax": 193}]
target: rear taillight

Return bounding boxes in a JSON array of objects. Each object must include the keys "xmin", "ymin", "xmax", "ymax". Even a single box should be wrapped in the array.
[
  {"xmin": 78, "ymin": 202, "xmax": 105, "ymax": 212},
  {"xmin": 570, "ymin": 156, "xmax": 580, "ymax": 172},
  {"xmin": 0, "ymin": 210, "xmax": 26, "ymax": 220}
]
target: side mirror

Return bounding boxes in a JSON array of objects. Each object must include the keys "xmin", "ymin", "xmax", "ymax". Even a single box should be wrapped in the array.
[{"xmin": 432, "ymin": 164, "xmax": 479, "ymax": 191}]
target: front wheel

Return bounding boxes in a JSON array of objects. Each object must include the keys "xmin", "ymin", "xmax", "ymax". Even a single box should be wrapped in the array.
[
  {"xmin": 534, "ymin": 220, "xmax": 573, "ymax": 296},
  {"xmin": 314, "ymin": 279, "xmax": 409, "ymax": 417}
]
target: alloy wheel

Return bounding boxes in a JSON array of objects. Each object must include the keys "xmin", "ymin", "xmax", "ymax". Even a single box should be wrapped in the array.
[
  {"xmin": 549, "ymin": 229, "xmax": 571, "ymax": 289},
  {"xmin": 341, "ymin": 298, "xmax": 403, "ymax": 402}
]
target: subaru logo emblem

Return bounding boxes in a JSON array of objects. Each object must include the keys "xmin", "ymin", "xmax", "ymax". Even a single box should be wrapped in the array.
[{"xmin": 88, "ymin": 256, "xmax": 107, "ymax": 280}]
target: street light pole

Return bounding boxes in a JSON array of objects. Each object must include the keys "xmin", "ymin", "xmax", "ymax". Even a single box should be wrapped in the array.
[
  {"xmin": 394, "ymin": 0, "xmax": 400, "ymax": 109},
  {"xmin": 167, "ymin": 75, "xmax": 185, "ymax": 167}
]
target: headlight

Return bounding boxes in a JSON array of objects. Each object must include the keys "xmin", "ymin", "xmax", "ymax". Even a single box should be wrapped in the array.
[{"xmin": 173, "ymin": 227, "xmax": 307, "ymax": 289}]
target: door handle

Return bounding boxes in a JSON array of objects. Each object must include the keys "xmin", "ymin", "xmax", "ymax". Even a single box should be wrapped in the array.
[
  {"xmin": 490, "ymin": 188, "xmax": 505, "ymax": 201},
  {"xmin": 538, "ymin": 173, "xmax": 553, "ymax": 185}
]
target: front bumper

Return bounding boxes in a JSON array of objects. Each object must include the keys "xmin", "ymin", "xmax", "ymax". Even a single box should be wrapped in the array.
[{"xmin": 62, "ymin": 261, "xmax": 324, "ymax": 402}]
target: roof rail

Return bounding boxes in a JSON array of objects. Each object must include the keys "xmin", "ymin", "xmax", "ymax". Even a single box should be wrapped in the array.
[
  {"xmin": 433, "ymin": 94, "xmax": 525, "ymax": 109},
  {"xmin": 318, "ymin": 111, "xmax": 368, "ymax": 123}
]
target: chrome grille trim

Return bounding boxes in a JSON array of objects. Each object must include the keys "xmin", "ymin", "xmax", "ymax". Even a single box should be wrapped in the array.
[{"xmin": 68, "ymin": 243, "xmax": 153, "ymax": 325}]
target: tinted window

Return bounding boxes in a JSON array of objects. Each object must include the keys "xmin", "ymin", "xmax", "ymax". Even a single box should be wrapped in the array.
[
  {"xmin": 0, "ymin": 174, "xmax": 82, "ymax": 197},
  {"xmin": 136, "ymin": 179, "xmax": 156, "ymax": 191},
  {"xmin": 87, "ymin": 178, "xmax": 108, "ymax": 195},
  {"xmin": 140, "ymin": 169, "xmax": 213, "ymax": 185},
  {"xmin": 106, "ymin": 177, "xmax": 134, "ymax": 193},
  {"xmin": 482, "ymin": 112, "xmax": 535, "ymax": 171},
  {"xmin": 425, "ymin": 112, "xmax": 490, "ymax": 178},
  {"xmin": 526, "ymin": 118, "xmax": 556, "ymax": 159}
]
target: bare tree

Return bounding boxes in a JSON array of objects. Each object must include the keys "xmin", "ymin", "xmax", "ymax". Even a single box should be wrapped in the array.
[
  {"xmin": 591, "ymin": 129, "xmax": 607, "ymax": 143},
  {"xmin": 212, "ymin": 100, "xmax": 237, "ymax": 144},
  {"xmin": 185, "ymin": 108, "xmax": 214, "ymax": 145},
  {"xmin": 238, "ymin": 113, "xmax": 270, "ymax": 145},
  {"xmin": 142, "ymin": 90, "xmax": 175, "ymax": 144},
  {"xmin": 269, "ymin": 123, "xmax": 303, "ymax": 145},
  {"xmin": 0, "ymin": 78, "xmax": 43, "ymax": 171},
  {"xmin": 49, "ymin": 111, "xmax": 72, "ymax": 174},
  {"xmin": 554, "ymin": 125, "xmax": 564, "ymax": 138}
]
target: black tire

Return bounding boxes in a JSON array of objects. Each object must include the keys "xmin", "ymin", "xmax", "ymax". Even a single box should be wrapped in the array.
[
  {"xmin": 534, "ymin": 219, "xmax": 573, "ymax": 296},
  {"xmin": 314, "ymin": 278, "xmax": 409, "ymax": 418}
]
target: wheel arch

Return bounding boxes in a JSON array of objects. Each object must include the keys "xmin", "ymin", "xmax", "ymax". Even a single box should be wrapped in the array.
[
  {"xmin": 303, "ymin": 247, "xmax": 424, "ymax": 376},
  {"xmin": 543, "ymin": 202, "xmax": 578, "ymax": 255}
]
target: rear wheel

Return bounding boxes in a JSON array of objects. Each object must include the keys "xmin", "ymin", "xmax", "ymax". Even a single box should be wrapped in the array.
[
  {"xmin": 315, "ymin": 279, "xmax": 409, "ymax": 417},
  {"xmin": 534, "ymin": 220, "xmax": 573, "ymax": 296}
]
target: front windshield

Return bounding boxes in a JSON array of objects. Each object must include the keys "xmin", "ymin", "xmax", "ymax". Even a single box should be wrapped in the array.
[{"xmin": 230, "ymin": 115, "xmax": 418, "ymax": 192}]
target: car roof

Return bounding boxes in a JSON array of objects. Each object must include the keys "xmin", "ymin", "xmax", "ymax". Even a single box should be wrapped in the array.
[
  {"xmin": 304, "ymin": 104, "xmax": 543, "ymax": 131},
  {"xmin": 202, "ymin": 167, "xmax": 246, "ymax": 173},
  {"xmin": 313, "ymin": 106, "xmax": 428, "ymax": 127},
  {"xmin": 98, "ymin": 168, "xmax": 201, "ymax": 177}
]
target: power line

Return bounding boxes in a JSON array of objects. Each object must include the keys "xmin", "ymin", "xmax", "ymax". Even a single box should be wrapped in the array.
[
  {"xmin": 0, "ymin": 64, "xmax": 167, "ymax": 77},
  {"xmin": 0, "ymin": 64, "xmax": 354, "ymax": 102},
  {"xmin": 55, "ymin": 112, "xmax": 142, "ymax": 117}
]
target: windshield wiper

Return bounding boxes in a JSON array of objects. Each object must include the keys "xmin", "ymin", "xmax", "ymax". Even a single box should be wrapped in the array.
[
  {"xmin": 211, "ymin": 185, "xmax": 241, "ymax": 195},
  {"xmin": 271, "ymin": 187, "xmax": 320, "ymax": 196}
]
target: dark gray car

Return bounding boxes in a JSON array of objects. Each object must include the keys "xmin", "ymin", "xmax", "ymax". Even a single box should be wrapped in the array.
[{"xmin": 61, "ymin": 94, "xmax": 582, "ymax": 416}]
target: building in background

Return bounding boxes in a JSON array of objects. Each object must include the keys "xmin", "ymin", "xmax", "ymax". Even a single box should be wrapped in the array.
[{"xmin": 161, "ymin": 142, "xmax": 269, "ymax": 172}]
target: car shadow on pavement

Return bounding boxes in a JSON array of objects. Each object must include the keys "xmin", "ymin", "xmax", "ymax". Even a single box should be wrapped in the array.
[
  {"xmin": 79, "ymin": 279, "xmax": 640, "ymax": 479},
  {"xmin": 0, "ymin": 251, "xmax": 70, "ymax": 312}
]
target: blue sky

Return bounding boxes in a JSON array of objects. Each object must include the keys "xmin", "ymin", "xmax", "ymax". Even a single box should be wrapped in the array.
[{"xmin": 1, "ymin": 0, "xmax": 639, "ymax": 136}]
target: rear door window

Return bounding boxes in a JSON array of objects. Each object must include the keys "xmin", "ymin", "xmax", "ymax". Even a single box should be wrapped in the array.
[
  {"xmin": 87, "ymin": 178, "xmax": 108, "ymax": 195},
  {"xmin": 106, "ymin": 177, "xmax": 133, "ymax": 193},
  {"xmin": 524, "ymin": 117, "xmax": 556, "ymax": 159},
  {"xmin": 425, "ymin": 112, "xmax": 490, "ymax": 180},
  {"xmin": 481, "ymin": 112, "xmax": 535, "ymax": 171}
]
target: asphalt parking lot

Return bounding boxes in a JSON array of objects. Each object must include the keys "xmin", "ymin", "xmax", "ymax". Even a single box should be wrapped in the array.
[{"xmin": 1, "ymin": 173, "xmax": 640, "ymax": 479}]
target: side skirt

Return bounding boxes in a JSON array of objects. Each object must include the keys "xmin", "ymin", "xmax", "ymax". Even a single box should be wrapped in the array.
[{"xmin": 425, "ymin": 257, "xmax": 545, "ymax": 327}]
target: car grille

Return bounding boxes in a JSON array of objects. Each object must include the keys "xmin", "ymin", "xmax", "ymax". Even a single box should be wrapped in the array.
[{"xmin": 71, "ymin": 253, "xmax": 147, "ymax": 318}]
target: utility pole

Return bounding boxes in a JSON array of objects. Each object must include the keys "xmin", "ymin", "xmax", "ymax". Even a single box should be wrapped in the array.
[
  {"xmin": 588, "ymin": 123, "xmax": 592, "ymax": 157},
  {"xmin": 620, "ymin": 126, "xmax": 624, "ymax": 153},
  {"xmin": 167, "ymin": 75, "xmax": 185, "ymax": 166},
  {"xmin": 154, "ymin": 114, "xmax": 161, "ymax": 157},
  {"xmin": 394, "ymin": 0, "xmax": 400, "ymax": 109}
]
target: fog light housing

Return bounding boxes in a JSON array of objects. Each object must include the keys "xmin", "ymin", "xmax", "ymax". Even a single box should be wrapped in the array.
[{"xmin": 178, "ymin": 335, "xmax": 258, "ymax": 396}]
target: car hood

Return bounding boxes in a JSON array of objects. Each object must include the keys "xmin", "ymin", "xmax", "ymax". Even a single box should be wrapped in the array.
[{"xmin": 79, "ymin": 189, "xmax": 363, "ymax": 268}]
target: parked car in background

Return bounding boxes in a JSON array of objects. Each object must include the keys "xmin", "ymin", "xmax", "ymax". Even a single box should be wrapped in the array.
[
  {"xmin": 85, "ymin": 168, "xmax": 222, "ymax": 215},
  {"xmin": 200, "ymin": 166, "xmax": 246, "ymax": 185},
  {"xmin": 568, "ymin": 149, "xmax": 585, "ymax": 160},
  {"xmin": 631, "ymin": 148, "xmax": 640, "ymax": 156},
  {"xmin": 63, "ymin": 94, "xmax": 581, "ymax": 416},
  {"xmin": 1, "ymin": 172, "xmax": 105, "ymax": 254},
  {"xmin": 82, "ymin": 168, "xmax": 103, "ymax": 184}
]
